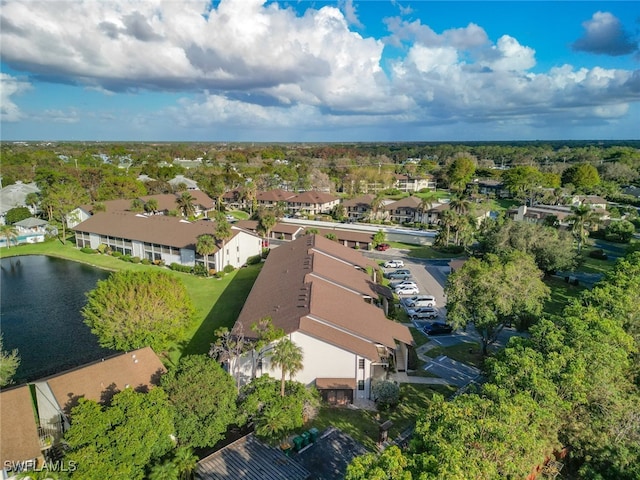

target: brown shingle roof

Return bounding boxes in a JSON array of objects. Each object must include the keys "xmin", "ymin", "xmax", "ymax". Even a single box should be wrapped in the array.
[
  {"xmin": 385, "ymin": 196, "xmax": 422, "ymax": 210},
  {"xmin": 0, "ymin": 386, "xmax": 42, "ymax": 463},
  {"xmin": 235, "ymin": 220, "xmax": 303, "ymax": 236},
  {"xmin": 72, "ymin": 212, "xmax": 239, "ymax": 250},
  {"xmin": 234, "ymin": 235, "xmax": 412, "ymax": 360},
  {"xmin": 290, "ymin": 191, "xmax": 338, "ymax": 204},
  {"xmin": 256, "ymin": 189, "xmax": 297, "ymax": 202},
  {"xmin": 44, "ymin": 347, "xmax": 166, "ymax": 414},
  {"xmin": 315, "ymin": 378, "xmax": 357, "ymax": 390}
]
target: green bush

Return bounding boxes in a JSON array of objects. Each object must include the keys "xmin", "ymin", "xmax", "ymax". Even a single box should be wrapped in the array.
[
  {"xmin": 112, "ymin": 251, "xmax": 123, "ymax": 258},
  {"xmin": 169, "ymin": 263, "xmax": 193, "ymax": 273},
  {"xmin": 223, "ymin": 264, "xmax": 235, "ymax": 274},
  {"xmin": 247, "ymin": 254, "xmax": 262, "ymax": 265},
  {"xmin": 141, "ymin": 258, "xmax": 151, "ymax": 265},
  {"xmin": 130, "ymin": 256, "xmax": 141, "ymax": 264},
  {"xmin": 121, "ymin": 254, "xmax": 132, "ymax": 262},
  {"xmin": 372, "ymin": 380, "xmax": 400, "ymax": 409},
  {"xmin": 193, "ymin": 264, "xmax": 209, "ymax": 276},
  {"xmin": 80, "ymin": 247, "xmax": 97, "ymax": 254},
  {"xmin": 215, "ymin": 270, "xmax": 226, "ymax": 279}
]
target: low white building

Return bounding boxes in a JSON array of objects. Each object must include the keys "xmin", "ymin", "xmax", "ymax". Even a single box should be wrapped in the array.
[{"xmin": 230, "ymin": 235, "xmax": 412, "ymax": 405}]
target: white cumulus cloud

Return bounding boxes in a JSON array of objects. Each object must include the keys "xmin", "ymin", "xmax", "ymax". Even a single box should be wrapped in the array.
[{"xmin": 0, "ymin": 73, "xmax": 31, "ymax": 122}]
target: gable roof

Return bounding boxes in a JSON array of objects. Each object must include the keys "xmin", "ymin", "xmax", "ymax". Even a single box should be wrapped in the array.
[
  {"xmin": 14, "ymin": 217, "xmax": 48, "ymax": 228},
  {"xmin": 0, "ymin": 181, "xmax": 40, "ymax": 215},
  {"xmin": 72, "ymin": 212, "xmax": 247, "ymax": 250},
  {"xmin": 44, "ymin": 347, "xmax": 166, "ymax": 414},
  {"xmin": 0, "ymin": 385, "xmax": 42, "ymax": 464},
  {"xmin": 289, "ymin": 191, "xmax": 338, "ymax": 204},
  {"xmin": 385, "ymin": 196, "xmax": 422, "ymax": 210},
  {"xmin": 257, "ymin": 189, "xmax": 297, "ymax": 202},
  {"xmin": 197, "ymin": 434, "xmax": 309, "ymax": 480},
  {"xmin": 235, "ymin": 220, "xmax": 304, "ymax": 237},
  {"xmin": 234, "ymin": 235, "xmax": 412, "ymax": 360},
  {"xmin": 342, "ymin": 194, "xmax": 374, "ymax": 208}
]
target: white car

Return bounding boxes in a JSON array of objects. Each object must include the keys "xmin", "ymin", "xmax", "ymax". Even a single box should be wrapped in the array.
[
  {"xmin": 395, "ymin": 286, "xmax": 420, "ymax": 295},
  {"xmin": 407, "ymin": 306, "xmax": 439, "ymax": 319},
  {"xmin": 383, "ymin": 259, "xmax": 405, "ymax": 268},
  {"xmin": 391, "ymin": 280, "xmax": 418, "ymax": 290},
  {"xmin": 402, "ymin": 295, "xmax": 436, "ymax": 308}
]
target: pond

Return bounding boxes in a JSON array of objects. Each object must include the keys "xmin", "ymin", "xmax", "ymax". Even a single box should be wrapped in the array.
[{"xmin": 1, "ymin": 256, "xmax": 117, "ymax": 384}]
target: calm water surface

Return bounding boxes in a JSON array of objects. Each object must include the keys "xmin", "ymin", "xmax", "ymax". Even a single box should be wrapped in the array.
[{"xmin": 1, "ymin": 256, "xmax": 116, "ymax": 384}]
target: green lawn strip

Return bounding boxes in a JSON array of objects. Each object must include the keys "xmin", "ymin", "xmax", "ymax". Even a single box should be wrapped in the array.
[
  {"xmin": 577, "ymin": 254, "xmax": 616, "ymax": 275},
  {"xmin": 409, "ymin": 326, "xmax": 429, "ymax": 347},
  {"xmin": 543, "ymin": 276, "xmax": 585, "ymax": 317},
  {"xmin": 424, "ymin": 341, "xmax": 483, "ymax": 369},
  {"xmin": 385, "ymin": 384, "xmax": 456, "ymax": 440},
  {"xmin": 387, "ymin": 242, "xmax": 465, "ymax": 259},
  {"xmin": 311, "ymin": 406, "xmax": 380, "ymax": 451}
]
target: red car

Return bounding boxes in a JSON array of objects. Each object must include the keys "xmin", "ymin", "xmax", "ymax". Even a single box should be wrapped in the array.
[{"xmin": 376, "ymin": 243, "xmax": 390, "ymax": 251}]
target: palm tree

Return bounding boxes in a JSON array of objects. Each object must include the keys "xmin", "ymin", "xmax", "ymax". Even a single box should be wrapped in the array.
[
  {"xmin": 449, "ymin": 194, "xmax": 471, "ymax": 215},
  {"xmin": 257, "ymin": 211, "xmax": 277, "ymax": 241},
  {"xmin": 130, "ymin": 198, "xmax": 144, "ymax": 212},
  {"xmin": 241, "ymin": 182, "xmax": 257, "ymax": 215},
  {"xmin": 148, "ymin": 460, "xmax": 179, "ymax": 480},
  {"xmin": 196, "ymin": 234, "xmax": 216, "ymax": 272},
  {"xmin": 144, "ymin": 198, "xmax": 159, "ymax": 214},
  {"xmin": 173, "ymin": 446, "xmax": 198, "ymax": 480},
  {"xmin": 270, "ymin": 337, "xmax": 303, "ymax": 397},
  {"xmin": 0, "ymin": 225, "xmax": 18, "ymax": 249},
  {"xmin": 214, "ymin": 212, "xmax": 232, "ymax": 268},
  {"xmin": 176, "ymin": 192, "xmax": 196, "ymax": 218},
  {"xmin": 568, "ymin": 204, "xmax": 601, "ymax": 253},
  {"xmin": 369, "ymin": 193, "xmax": 386, "ymax": 222},
  {"xmin": 418, "ymin": 191, "xmax": 438, "ymax": 224},
  {"xmin": 438, "ymin": 209, "xmax": 457, "ymax": 245}
]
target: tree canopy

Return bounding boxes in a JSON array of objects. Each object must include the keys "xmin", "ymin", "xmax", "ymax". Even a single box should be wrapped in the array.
[
  {"xmin": 65, "ymin": 387, "xmax": 175, "ymax": 480},
  {"xmin": 0, "ymin": 334, "xmax": 20, "ymax": 386},
  {"xmin": 82, "ymin": 270, "xmax": 195, "ymax": 352},
  {"xmin": 161, "ymin": 355, "xmax": 237, "ymax": 448},
  {"xmin": 445, "ymin": 252, "xmax": 549, "ymax": 353}
]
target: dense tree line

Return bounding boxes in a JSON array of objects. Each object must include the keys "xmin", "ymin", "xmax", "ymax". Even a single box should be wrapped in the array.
[{"xmin": 347, "ymin": 252, "xmax": 640, "ymax": 479}]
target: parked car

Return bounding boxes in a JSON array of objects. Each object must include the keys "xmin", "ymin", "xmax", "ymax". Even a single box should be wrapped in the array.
[
  {"xmin": 402, "ymin": 295, "xmax": 436, "ymax": 308},
  {"xmin": 376, "ymin": 243, "xmax": 391, "ymax": 251},
  {"xmin": 391, "ymin": 280, "xmax": 418, "ymax": 290},
  {"xmin": 407, "ymin": 307, "xmax": 439, "ymax": 319},
  {"xmin": 423, "ymin": 322, "xmax": 453, "ymax": 335},
  {"xmin": 395, "ymin": 286, "xmax": 420, "ymax": 295},
  {"xmin": 386, "ymin": 268, "xmax": 411, "ymax": 279},
  {"xmin": 383, "ymin": 259, "xmax": 405, "ymax": 268}
]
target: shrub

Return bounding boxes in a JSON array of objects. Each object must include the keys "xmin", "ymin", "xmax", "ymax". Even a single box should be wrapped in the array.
[
  {"xmin": 169, "ymin": 263, "xmax": 193, "ymax": 273},
  {"xmin": 112, "ymin": 251, "xmax": 123, "ymax": 258},
  {"xmin": 130, "ymin": 256, "xmax": 141, "ymax": 264},
  {"xmin": 141, "ymin": 258, "xmax": 151, "ymax": 265},
  {"xmin": 121, "ymin": 254, "xmax": 132, "ymax": 262},
  {"xmin": 372, "ymin": 380, "xmax": 400, "ymax": 409},
  {"xmin": 215, "ymin": 270, "xmax": 226, "ymax": 279},
  {"xmin": 97, "ymin": 244, "xmax": 109, "ymax": 254},
  {"xmin": 223, "ymin": 264, "xmax": 235, "ymax": 274},
  {"xmin": 193, "ymin": 264, "xmax": 209, "ymax": 277},
  {"xmin": 261, "ymin": 248, "xmax": 270, "ymax": 259},
  {"xmin": 407, "ymin": 346, "xmax": 418, "ymax": 370},
  {"xmin": 80, "ymin": 247, "xmax": 97, "ymax": 254},
  {"xmin": 247, "ymin": 254, "xmax": 262, "ymax": 265}
]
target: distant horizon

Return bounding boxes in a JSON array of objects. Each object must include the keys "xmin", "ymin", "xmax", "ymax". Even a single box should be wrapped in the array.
[{"xmin": 1, "ymin": 1, "xmax": 639, "ymax": 141}]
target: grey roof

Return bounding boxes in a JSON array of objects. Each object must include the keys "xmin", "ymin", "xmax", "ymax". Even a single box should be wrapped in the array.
[
  {"xmin": 196, "ymin": 434, "xmax": 310, "ymax": 480},
  {"xmin": 14, "ymin": 217, "xmax": 48, "ymax": 228},
  {"xmin": 0, "ymin": 182, "xmax": 40, "ymax": 215}
]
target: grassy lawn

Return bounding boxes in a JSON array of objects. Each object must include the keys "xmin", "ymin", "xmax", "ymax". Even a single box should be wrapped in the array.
[
  {"xmin": 0, "ymin": 238, "xmax": 262, "ymax": 367},
  {"xmin": 577, "ymin": 255, "xmax": 616, "ymax": 275},
  {"xmin": 424, "ymin": 341, "xmax": 483, "ymax": 369},
  {"xmin": 388, "ymin": 241, "xmax": 466, "ymax": 259},
  {"xmin": 543, "ymin": 276, "xmax": 585, "ymax": 317},
  {"xmin": 310, "ymin": 383, "xmax": 455, "ymax": 451}
]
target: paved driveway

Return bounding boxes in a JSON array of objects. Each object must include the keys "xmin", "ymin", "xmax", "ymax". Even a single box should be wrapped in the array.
[{"xmin": 423, "ymin": 355, "xmax": 482, "ymax": 388}]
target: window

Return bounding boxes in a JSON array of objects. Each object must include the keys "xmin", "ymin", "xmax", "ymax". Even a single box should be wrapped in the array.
[
  {"xmin": 358, "ymin": 359, "xmax": 365, "ymax": 369},
  {"xmin": 358, "ymin": 380, "xmax": 365, "ymax": 391}
]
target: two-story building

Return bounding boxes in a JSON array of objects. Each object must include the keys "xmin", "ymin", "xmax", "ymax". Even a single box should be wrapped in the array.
[{"xmin": 230, "ymin": 235, "xmax": 412, "ymax": 405}]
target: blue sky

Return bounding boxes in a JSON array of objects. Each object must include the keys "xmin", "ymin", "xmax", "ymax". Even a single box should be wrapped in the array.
[{"xmin": 1, "ymin": 0, "xmax": 638, "ymax": 142}]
